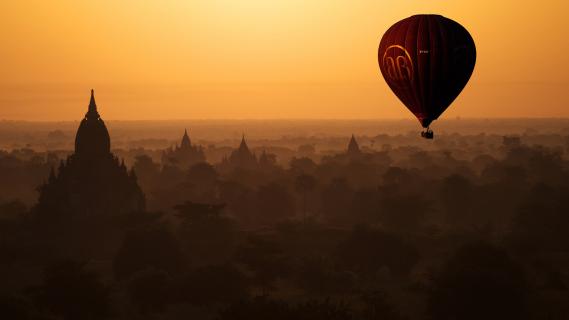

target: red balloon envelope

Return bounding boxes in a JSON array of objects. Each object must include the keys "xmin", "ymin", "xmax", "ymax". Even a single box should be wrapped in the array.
[{"xmin": 378, "ymin": 15, "xmax": 476, "ymax": 133}]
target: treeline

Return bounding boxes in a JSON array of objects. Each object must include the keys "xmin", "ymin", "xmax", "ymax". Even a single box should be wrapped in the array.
[{"xmin": 1, "ymin": 139, "xmax": 569, "ymax": 319}]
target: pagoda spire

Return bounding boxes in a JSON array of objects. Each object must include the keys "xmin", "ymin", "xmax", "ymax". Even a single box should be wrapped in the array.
[
  {"xmin": 75, "ymin": 89, "xmax": 110, "ymax": 155},
  {"xmin": 181, "ymin": 129, "xmax": 191, "ymax": 148},
  {"xmin": 86, "ymin": 89, "xmax": 100, "ymax": 119},
  {"xmin": 239, "ymin": 133, "xmax": 248, "ymax": 150},
  {"xmin": 347, "ymin": 134, "xmax": 361, "ymax": 154}
]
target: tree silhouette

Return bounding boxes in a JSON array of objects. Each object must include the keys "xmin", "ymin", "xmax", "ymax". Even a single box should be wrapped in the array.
[
  {"xmin": 235, "ymin": 237, "xmax": 289, "ymax": 293},
  {"xmin": 113, "ymin": 223, "xmax": 185, "ymax": 280},
  {"xmin": 440, "ymin": 174, "xmax": 475, "ymax": 228},
  {"xmin": 360, "ymin": 291, "xmax": 406, "ymax": 320},
  {"xmin": 174, "ymin": 201, "xmax": 236, "ymax": 264},
  {"xmin": 510, "ymin": 184, "xmax": 569, "ymax": 251},
  {"xmin": 320, "ymin": 178, "xmax": 353, "ymax": 223},
  {"xmin": 185, "ymin": 162, "xmax": 219, "ymax": 202},
  {"xmin": 32, "ymin": 260, "xmax": 111, "ymax": 320},
  {"xmin": 175, "ymin": 264, "xmax": 250, "ymax": 306},
  {"xmin": 256, "ymin": 183, "xmax": 295, "ymax": 224},
  {"xmin": 428, "ymin": 242, "xmax": 529, "ymax": 320},
  {"xmin": 289, "ymin": 157, "xmax": 317, "ymax": 176},
  {"xmin": 132, "ymin": 154, "xmax": 160, "ymax": 191},
  {"xmin": 336, "ymin": 225, "xmax": 420, "ymax": 278},
  {"xmin": 217, "ymin": 296, "xmax": 353, "ymax": 320},
  {"xmin": 295, "ymin": 255, "xmax": 356, "ymax": 295},
  {"xmin": 126, "ymin": 268, "xmax": 171, "ymax": 314},
  {"xmin": 295, "ymin": 174, "xmax": 316, "ymax": 221}
]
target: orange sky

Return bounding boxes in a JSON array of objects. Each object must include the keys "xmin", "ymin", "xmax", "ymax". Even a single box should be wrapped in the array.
[{"xmin": 0, "ymin": 0, "xmax": 568, "ymax": 121}]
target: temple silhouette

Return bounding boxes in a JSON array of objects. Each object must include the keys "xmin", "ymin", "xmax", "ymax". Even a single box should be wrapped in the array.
[
  {"xmin": 162, "ymin": 129, "xmax": 206, "ymax": 169},
  {"xmin": 347, "ymin": 134, "xmax": 361, "ymax": 155},
  {"xmin": 219, "ymin": 135, "xmax": 259, "ymax": 170},
  {"xmin": 34, "ymin": 90, "xmax": 145, "ymax": 220}
]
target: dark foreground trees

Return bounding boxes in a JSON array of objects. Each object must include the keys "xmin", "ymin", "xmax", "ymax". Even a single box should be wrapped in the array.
[
  {"xmin": 30, "ymin": 260, "xmax": 111, "ymax": 320},
  {"xmin": 113, "ymin": 223, "xmax": 185, "ymax": 280},
  {"xmin": 336, "ymin": 225, "xmax": 420, "ymax": 278},
  {"xmin": 429, "ymin": 242, "xmax": 529, "ymax": 320},
  {"xmin": 217, "ymin": 296, "xmax": 353, "ymax": 320}
]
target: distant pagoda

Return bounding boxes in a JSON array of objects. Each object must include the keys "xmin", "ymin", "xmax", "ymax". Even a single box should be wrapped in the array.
[
  {"xmin": 162, "ymin": 129, "xmax": 206, "ymax": 169},
  {"xmin": 220, "ymin": 135, "xmax": 258, "ymax": 169},
  {"xmin": 35, "ymin": 90, "xmax": 145, "ymax": 220},
  {"xmin": 347, "ymin": 134, "xmax": 361, "ymax": 155}
]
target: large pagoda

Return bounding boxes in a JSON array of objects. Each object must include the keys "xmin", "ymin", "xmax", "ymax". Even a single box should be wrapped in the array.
[{"xmin": 35, "ymin": 90, "xmax": 146, "ymax": 220}]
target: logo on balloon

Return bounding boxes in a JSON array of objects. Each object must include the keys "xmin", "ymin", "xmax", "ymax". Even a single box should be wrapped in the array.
[{"xmin": 382, "ymin": 45, "xmax": 414, "ymax": 83}]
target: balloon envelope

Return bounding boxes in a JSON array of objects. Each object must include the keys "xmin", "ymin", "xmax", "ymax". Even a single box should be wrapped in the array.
[{"xmin": 378, "ymin": 15, "xmax": 476, "ymax": 128}]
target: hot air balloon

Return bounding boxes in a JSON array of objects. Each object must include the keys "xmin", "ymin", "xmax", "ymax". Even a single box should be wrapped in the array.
[{"xmin": 378, "ymin": 15, "xmax": 476, "ymax": 139}]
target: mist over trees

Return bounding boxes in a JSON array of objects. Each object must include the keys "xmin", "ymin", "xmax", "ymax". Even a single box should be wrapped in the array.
[{"xmin": 2, "ymin": 121, "xmax": 569, "ymax": 319}]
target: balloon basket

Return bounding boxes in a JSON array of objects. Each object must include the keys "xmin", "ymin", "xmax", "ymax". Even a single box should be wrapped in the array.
[{"xmin": 421, "ymin": 129, "xmax": 434, "ymax": 139}]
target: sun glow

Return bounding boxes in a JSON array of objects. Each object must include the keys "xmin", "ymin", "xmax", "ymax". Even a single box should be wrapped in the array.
[{"xmin": 1, "ymin": 0, "xmax": 568, "ymax": 120}]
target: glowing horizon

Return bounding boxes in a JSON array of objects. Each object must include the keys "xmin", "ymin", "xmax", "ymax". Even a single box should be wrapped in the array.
[{"xmin": 1, "ymin": 0, "xmax": 568, "ymax": 121}]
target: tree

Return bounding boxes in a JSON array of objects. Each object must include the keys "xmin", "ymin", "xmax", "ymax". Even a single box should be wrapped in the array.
[
  {"xmin": 126, "ymin": 268, "xmax": 171, "ymax": 314},
  {"xmin": 174, "ymin": 201, "xmax": 225, "ymax": 221},
  {"xmin": 295, "ymin": 174, "xmax": 316, "ymax": 221},
  {"xmin": 113, "ymin": 223, "xmax": 185, "ymax": 279},
  {"xmin": 32, "ymin": 260, "xmax": 111, "ymax": 319},
  {"xmin": 217, "ymin": 296, "xmax": 353, "ymax": 320},
  {"xmin": 235, "ymin": 237, "xmax": 289, "ymax": 293},
  {"xmin": 289, "ymin": 157, "xmax": 317, "ymax": 175},
  {"xmin": 175, "ymin": 264, "xmax": 250, "ymax": 306},
  {"xmin": 336, "ymin": 225, "xmax": 420, "ymax": 278},
  {"xmin": 187, "ymin": 162, "xmax": 218, "ymax": 184},
  {"xmin": 510, "ymin": 184, "xmax": 569, "ymax": 251},
  {"xmin": 0, "ymin": 293, "xmax": 48, "ymax": 320},
  {"xmin": 360, "ymin": 291, "xmax": 406, "ymax": 320},
  {"xmin": 132, "ymin": 154, "xmax": 160, "ymax": 189},
  {"xmin": 440, "ymin": 174, "xmax": 475, "ymax": 228},
  {"xmin": 185, "ymin": 162, "xmax": 219, "ymax": 202},
  {"xmin": 298, "ymin": 144, "xmax": 316, "ymax": 157},
  {"xmin": 350, "ymin": 188, "xmax": 381, "ymax": 223},
  {"xmin": 218, "ymin": 180, "xmax": 256, "ymax": 223},
  {"xmin": 320, "ymin": 178, "xmax": 353, "ymax": 223},
  {"xmin": 379, "ymin": 193, "xmax": 432, "ymax": 232},
  {"xmin": 295, "ymin": 255, "xmax": 356, "ymax": 295},
  {"xmin": 0, "ymin": 200, "xmax": 27, "ymax": 220},
  {"xmin": 428, "ymin": 242, "xmax": 529, "ymax": 320},
  {"xmin": 256, "ymin": 183, "xmax": 295, "ymax": 224},
  {"xmin": 174, "ymin": 201, "xmax": 237, "ymax": 264},
  {"xmin": 216, "ymin": 296, "xmax": 292, "ymax": 320}
]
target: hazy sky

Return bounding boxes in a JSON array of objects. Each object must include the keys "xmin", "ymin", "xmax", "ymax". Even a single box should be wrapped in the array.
[{"xmin": 0, "ymin": 0, "xmax": 567, "ymax": 121}]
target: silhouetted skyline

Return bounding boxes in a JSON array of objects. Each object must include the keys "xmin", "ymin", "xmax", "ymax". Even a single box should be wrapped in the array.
[{"xmin": 2, "ymin": 1, "xmax": 569, "ymax": 318}]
